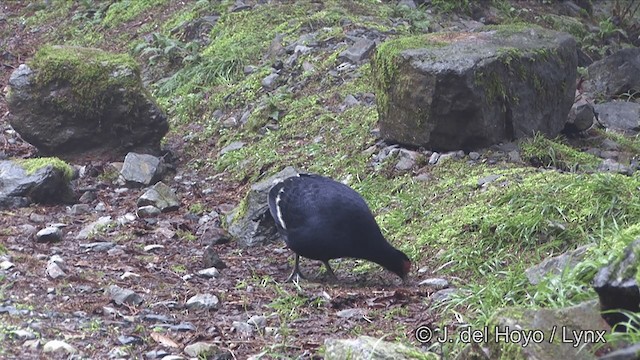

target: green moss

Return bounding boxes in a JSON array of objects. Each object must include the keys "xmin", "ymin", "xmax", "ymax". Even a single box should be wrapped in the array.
[
  {"xmin": 373, "ymin": 34, "xmax": 446, "ymax": 116},
  {"xmin": 482, "ymin": 22, "xmax": 544, "ymax": 35},
  {"xmin": 520, "ymin": 134, "xmax": 601, "ymax": 171},
  {"xmin": 102, "ymin": 0, "xmax": 170, "ymax": 28},
  {"xmin": 16, "ymin": 157, "xmax": 75, "ymax": 181},
  {"xmin": 30, "ymin": 45, "xmax": 140, "ymax": 117},
  {"xmin": 543, "ymin": 14, "xmax": 589, "ymax": 39}
]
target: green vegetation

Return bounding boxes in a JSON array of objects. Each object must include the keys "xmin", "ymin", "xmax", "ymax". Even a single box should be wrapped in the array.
[
  {"xmin": 170, "ymin": 264, "xmax": 187, "ymax": 273},
  {"xmin": 30, "ymin": 45, "xmax": 139, "ymax": 117},
  {"xmin": 102, "ymin": 0, "xmax": 170, "ymax": 27},
  {"xmin": 9, "ymin": 0, "xmax": 640, "ymax": 357},
  {"xmin": 16, "ymin": 157, "xmax": 75, "ymax": 181},
  {"xmin": 431, "ymin": 0, "xmax": 471, "ymax": 14},
  {"xmin": 520, "ymin": 134, "xmax": 601, "ymax": 171}
]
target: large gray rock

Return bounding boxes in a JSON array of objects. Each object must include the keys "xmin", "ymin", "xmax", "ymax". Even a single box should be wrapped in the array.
[
  {"xmin": 228, "ymin": 166, "xmax": 299, "ymax": 247},
  {"xmin": 324, "ymin": 336, "xmax": 439, "ymax": 360},
  {"xmin": 586, "ymin": 48, "xmax": 640, "ymax": 99},
  {"xmin": 487, "ymin": 301, "xmax": 609, "ymax": 360},
  {"xmin": 0, "ymin": 158, "xmax": 76, "ymax": 208},
  {"xmin": 6, "ymin": 46, "xmax": 168, "ymax": 159},
  {"xmin": 594, "ymin": 101, "xmax": 640, "ymax": 134},
  {"xmin": 525, "ymin": 245, "xmax": 590, "ymax": 285},
  {"xmin": 373, "ymin": 26, "xmax": 577, "ymax": 151},
  {"xmin": 593, "ymin": 238, "xmax": 640, "ymax": 329},
  {"xmin": 120, "ymin": 152, "xmax": 164, "ymax": 187}
]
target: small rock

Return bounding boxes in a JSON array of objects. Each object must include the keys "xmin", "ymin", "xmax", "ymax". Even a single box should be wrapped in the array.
[
  {"xmin": 95, "ymin": 202, "xmax": 107, "ymax": 212},
  {"xmin": 398, "ymin": 0, "xmax": 417, "ymax": 9},
  {"xmin": 284, "ymin": 53, "xmax": 298, "ymax": 68},
  {"xmin": 118, "ymin": 335, "xmax": 143, "ymax": 345},
  {"xmin": 248, "ymin": 315, "xmax": 267, "ymax": 329},
  {"xmin": 261, "ymin": 73, "xmax": 280, "ymax": 90},
  {"xmin": 116, "ymin": 213, "xmax": 136, "ymax": 225},
  {"xmin": 428, "ymin": 152, "xmax": 440, "ymax": 165},
  {"xmin": 29, "ymin": 213, "xmax": 47, "ymax": 223},
  {"xmin": 197, "ymin": 267, "xmax": 220, "ymax": 278},
  {"xmin": 42, "ymin": 340, "xmax": 77, "ymax": 354},
  {"xmin": 431, "ymin": 288, "xmax": 457, "ymax": 303},
  {"xmin": 438, "ymin": 151, "xmax": 462, "ymax": 163},
  {"xmin": 166, "ymin": 322, "xmax": 196, "ymax": 332},
  {"xmin": 294, "ymin": 45, "xmax": 312, "ymax": 54},
  {"xmin": 419, "ymin": 278, "xmax": 449, "ymax": 290},
  {"xmin": 565, "ymin": 96, "xmax": 595, "ymax": 132},
  {"xmin": 78, "ymin": 191, "xmax": 97, "ymax": 203},
  {"xmin": 336, "ymin": 308, "xmax": 366, "ymax": 319},
  {"xmin": 186, "ymin": 293, "xmax": 220, "ymax": 310},
  {"xmin": 76, "ymin": 216, "xmax": 113, "ymax": 239},
  {"xmin": 219, "ymin": 141, "xmax": 245, "ymax": 155},
  {"xmin": 395, "ymin": 149, "xmax": 419, "ymax": 171},
  {"xmin": 477, "ymin": 174, "xmax": 502, "ymax": 187},
  {"xmin": 243, "ymin": 65, "xmax": 257, "ymax": 74},
  {"xmin": 137, "ymin": 205, "xmax": 161, "ymax": 217},
  {"xmin": 202, "ymin": 245, "xmax": 228, "ymax": 270},
  {"xmin": 79, "ymin": 242, "xmax": 115, "ymax": 252},
  {"xmin": 18, "ymin": 224, "xmax": 37, "ymax": 237},
  {"xmin": 46, "ymin": 260, "xmax": 66, "ymax": 279},
  {"xmin": 142, "ymin": 314, "xmax": 173, "ymax": 323},
  {"xmin": 338, "ymin": 37, "xmax": 376, "ymax": 63},
  {"xmin": 232, "ymin": 321, "xmax": 254, "ymax": 336},
  {"xmin": 108, "ymin": 346, "xmax": 129, "ymax": 358},
  {"xmin": 468, "ymin": 151, "xmax": 481, "ymax": 160},
  {"xmin": 0, "ymin": 260, "xmax": 14, "ymax": 270},
  {"xmin": 507, "ymin": 150, "xmax": 521, "ymax": 163},
  {"xmin": 35, "ymin": 226, "xmax": 63, "ymax": 243},
  {"xmin": 120, "ymin": 152, "xmax": 164, "ymax": 187},
  {"xmin": 109, "ymin": 285, "xmax": 143, "ymax": 306},
  {"xmin": 22, "ymin": 339, "xmax": 40, "ymax": 350},
  {"xmin": 12, "ymin": 329, "xmax": 37, "ymax": 340},
  {"xmin": 138, "ymin": 182, "xmax": 180, "ymax": 213},
  {"xmin": 598, "ymin": 158, "xmax": 633, "ymax": 175},
  {"xmin": 69, "ymin": 204, "xmax": 92, "ymax": 215},
  {"xmin": 183, "ymin": 342, "xmax": 220, "ymax": 358}
]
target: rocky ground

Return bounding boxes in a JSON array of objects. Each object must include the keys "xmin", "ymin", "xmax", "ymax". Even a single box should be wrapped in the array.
[
  {"xmin": 2, "ymin": 1, "xmax": 640, "ymax": 359},
  {"xmin": 0, "ymin": 3, "xmax": 440, "ymax": 359}
]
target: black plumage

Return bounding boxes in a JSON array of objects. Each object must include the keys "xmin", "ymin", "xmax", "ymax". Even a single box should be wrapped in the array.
[{"xmin": 267, "ymin": 173, "xmax": 411, "ymax": 282}]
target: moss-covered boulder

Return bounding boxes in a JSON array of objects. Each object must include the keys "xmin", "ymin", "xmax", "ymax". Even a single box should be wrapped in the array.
[
  {"xmin": 487, "ymin": 300, "xmax": 609, "ymax": 360},
  {"xmin": 324, "ymin": 336, "xmax": 439, "ymax": 360},
  {"xmin": 6, "ymin": 45, "xmax": 168, "ymax": 159},
  {"xmin": 0, "ymin": 158, "xmax": 76, "ymax": 208},
  {"xmin": 372, "ymin": 25, "xmax": 577, "ymax": 151}
]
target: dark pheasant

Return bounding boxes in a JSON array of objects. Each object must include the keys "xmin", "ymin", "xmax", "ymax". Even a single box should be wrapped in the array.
[{"xmin": 268, "ymin": 173, "xmax": 411, "ymax": 282}]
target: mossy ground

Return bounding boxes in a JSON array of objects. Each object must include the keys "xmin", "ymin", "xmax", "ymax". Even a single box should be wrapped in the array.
[{"xmin": 5, "ymin": 0, "xmax": 640, "ymax": 358}]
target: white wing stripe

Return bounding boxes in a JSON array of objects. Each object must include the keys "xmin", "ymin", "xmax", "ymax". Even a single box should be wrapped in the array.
[{"xmin": 275, "ymin": 188, "xmax": 287, "ymax": 229}]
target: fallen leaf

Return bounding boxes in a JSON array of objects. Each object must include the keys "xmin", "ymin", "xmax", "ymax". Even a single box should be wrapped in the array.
[{"xmin": 150, "ymin": 332, "xmax": 180, "ymax": 348}]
